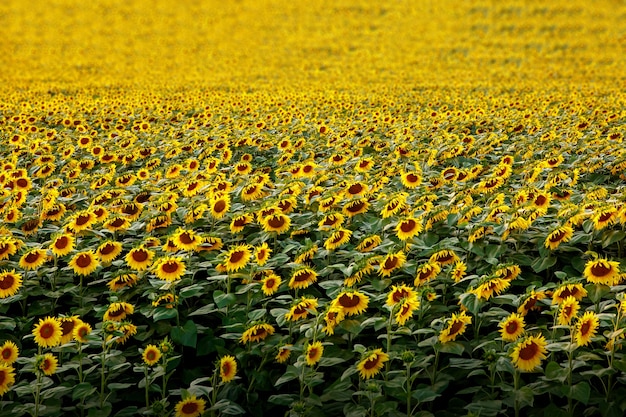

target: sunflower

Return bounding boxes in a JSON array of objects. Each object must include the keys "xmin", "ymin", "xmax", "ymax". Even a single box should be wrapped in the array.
[
  {"xmin": 209, "ymin": 195, "xmax": 230, "ymax": 219},
  {"xmin": 324, "ymin": 228, "xmax": 352, "ymax": 250},
  {"xmin": 59, "ymin": 316, "xmax": 81, "ymax": 344},
  {"xmin": 49, "ymin": 234, "xmax": 75, "ymax": 257},
  {"xmin": 241, "ymin": 183, "xmax": 265, "ymax": 202},
  {"xmin": 275, "ymin": 345, "xmax": 293, "ymax": 363},
  {"xmin": 472, "ymin": 277, "xmax": 511, "ymax": 301},
  {"xmin": 557, "ymin": 296, "xmax": 580, "ymax": 325},
  {"xmin": 254, "ymin": 243, "xmax": 272, "ymax": 266},
  {"xmin": 322, "ymin": 305, "xmax": 346, "ymax": 335},
  {"xmin": 18, "ymin": 248, "xmax": 48, "ymax": 270},
  {"xmin": 499, "ymin": 313, "xmax": 525, "ymax": 342},
  {"xmin": 517, "ymin": 290, "xmax": 547, "ymax": 316},
  {"xmin": 544, "ymin": 225, "xmax": 574, "ymax": 250},
  {"xmin": 552, "ymin": 283, "xmax": 587, "ymax": 305},
  {"xmin": 111, "ymin": 322, "xmax": 137, "ymax": 345},
  {"xmin": 451, "ymin": 261, "xmax": 467, "ymax": 283},
  {"xmin": 37, "ymin": 353, "xmax": 58, "ymax": 376},
  {"xmin": 153, "ymin": 256, "xmax": 186, "ymax": 281},
  {"xmin": 152, "ymin": 293, "xmax": 179, "ymax": 308},
  {"xmin": 240, "ymin": 323, "xmax": 275, "ymax": 344},
  {"xmin": 429, "ymin": 249, "xmax": 460, "ymax": 266},
  {"xmin": 385, "ymin": 284, "xmax": 418, "ymax": 307},
  {"xmin": 511, "ymin": 334, "xmax": 548, "ymax": 372},
  {"xmin": 573, "ymin": 311, "xmax": 600, "ymax": 347},
  {"xmin": 357, "ymin": 348, "xmax": 390, "ymax": 379},
  {"xmin": 395, "ymin": 217, "xmax": 423, "ymax": 241},
  {"xmin": 494, "ymin": 264, "xmax": 522, "ymax": 281},
  {"xmin": 104, "ymin": 302, "xmax": 135, "ymax": 322},
  {"xmin": 0, "ymin": 237, "xmax": 18, "ymax": 260},
  {"xmin": 223, "ymin": 244, "xmax": 252, "ymax": 272},
  {"xmin": 174, "ymin": 396, "xmax": 206, "ymax": 417},
  {"xmin": 107, "ymin": 273, "xmax": 140, "ymax": 291},
  {"xmin": 125, "ymin": 246, "xmax": 155, "ymax": 271},
  {"xmin": 353, "ymin": 235, "xmax": 380, "ymax": 253},
  {"xmin": 0, "ymin": 341, "xmax": 18, "ymax": 365},
  {"xmin": 261, "ymin": 273, "xmax": 282, "ymax": 296},
  {"xmin": 584, "ymin": 258, "xmax": 620, "ymax": 286},
  {"xmin": 73, "ymin": 321, "xmax": 92, "ymax": 343},
  {"xmin": 0, "ymin": 270, "xmax": 22, "ymax": 299},
  {"xmin": 395, "ymin": 297, "xmax": 420, "ymax": 326},
  {"xmin": 379, "ymin": 251, "xmax": 407, "ymax": 277},
  {"xmin": 94, "ymin": 241, "xmax": 122, "ymax": 263},
  {"xmin": 142, "ymin": 344, "xmax": 161, "ymax": 366},
  {"xmin": 262, "ymin": 213, "xmax": 291, "ymax": 234},
  {"xmin": 332, "ymin": 290, "xmax": 369, "ymax": 316},
  {"xmin": 0, "ymin": 363, "xmax": 15, "ymax": 396},
  {"xmin": 172, "ymin": 228, "xmax": 202, "ymax": 251},
  {"xmin": 103, "ymin": 216, "xmax": 131, "ymax": 232},
  {"xmin": 592, "ymin": 206, "xmax": 618, "ymax": 230},
  {"xmin": 69, "ymin": 251, "xmax": 100, "ymax": 276},
  {"xmin": 400, "ymin": 171, "xmax": 422, "ymax": 189},
  {"xmin": 317, "ymin": 212, "xmax": 345, "ymax": 230},
  {"xmin": 67, "ymin": 210, "xmax": 97, "ymax": 233},
  {"xmin": 289, "ymin": 267, "xmax": 318, "ymax": 290},
  {"xmin": 220, "ymin": 355, "xmax": 237, "ymax": 383},
  {"xmin": 305, "ymin": 341, "xmax": 324, "ymax": 366},
  {"xmin": 342, "ymin": 198, "xmax": 369, "ymax": 217},
  {"xmin": 439, "ymin": 311, "xmax": 472, "ymax": 343},
  {"xmin": 414, "ymin": 262, "xmax": 441, "ymax": 286},
  {"xmin": 294, "ymin": 244, "xmax": 318, "ymax": 264},
  {"xmin": 286, "ymin": 297, "xmax": 319, "ymax": 321},
  {"xmin": 33, "ymin": 316, "xmax": 62, "ymax": 348}
]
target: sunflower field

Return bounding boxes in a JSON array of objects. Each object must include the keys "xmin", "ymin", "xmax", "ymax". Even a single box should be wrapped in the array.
[{"xmin": 1, "ymin": 0, "xmax": 626, "ymax": 416}]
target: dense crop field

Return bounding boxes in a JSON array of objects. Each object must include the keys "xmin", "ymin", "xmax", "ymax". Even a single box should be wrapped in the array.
[{"xmin": 1, "ymin": 1, "xmax": 626, "ymax": 416}]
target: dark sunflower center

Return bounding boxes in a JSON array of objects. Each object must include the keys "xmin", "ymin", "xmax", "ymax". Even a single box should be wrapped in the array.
[
  {"xmin": 346, "ymin": 201, "xmax": 365, "ymax": 213},
  {"xmin": 146, "ymin": 350, "xmax": 157, "ymax": 361},
  {"xmin": 0, "ymin": 244, "xmax": 9, "ymax": 255},
  {"xmin": 293, "ymin": 271, "xmax": 312, "ymax": 282},
  {"xmin": 505, "ymin": 321, "xmax": 518, "ymax": 334},
  {"xmin": 338, "ymin": 293, "xmax": 360, "ymax": 308},
  {"xmin": 400, "ymin": 220, "xmax": 416, "ymax": 233},
  {"xmin": 229, "ymin": 250, "xmax": 245, "ymax": 263},
  {"xmin": 348, "ymin": 184, "xmax": 363, "ymax": 194},
  {"xmin": 393, "ymin": 289, "xmax": 409, "ymax": 303},
  {"xmin": 549, "ymin": 230, "xmax": 566, "ymax": 242},
  {"xmin": 253, "ymin": 328, "xmax": 266, "ymax": 337},
  {"xmin": 181, "ymin": 402, "xmax": 199, "ymax": 414},
  {"xmin": 76, "ymin": 214, "xmax": 91, "ymax": 226},
  {"xmin": 265, "ymin": 278, "xmax": 275, "ymax": 287},
  {"xmin": 406, "ymin": 173, "xmax": 418, "ymax": 183},
  {"xmin": 213, "ymin": 200, "xmax": 226, "ymax": 213},
  {"xmin": 25, "ymin": 252, "xmax": 42, "ymax": 263},
  {"xmin": 590, "ymin": 263, "xmax": 611, "ymax": 277},
  {"xmin": 449, "ymin": 321, "xmax": 464, "ymax": 335},
  {"xmin": 519, "ymin": 342, "xmax": 539, "ymax": 360},
  {"xmin": 535, "ymin": 195, "xmax": 547, "ymax": 206},
  {"xmin": 132, "ymin": 250, "xmax": 149, "ymax": 262},
  {"xmin": 40, "ymin": 323, "xmax": 54, "ymax": 338},
  {"xmin": 179, "ymin": 233, "xmax": 195, "ymax": 245},
  {"xmin": 267, "ymin": 216, "xmax": 286, "ymax": 228},
  {"xmin": 598, "ymin": 212, "xmax": 614, "ymax": 222},
  {"xmin": 76, "ymin": 254, "xmax": 92, "ymax": 268},
  {"xmin": 100, "ymin": 243, "xmax": 116, "ymax": 255},
  {"xmin": 109, "ymin": 218, "xmax": 125, "ymax": 227},
  {"xmin": 330, "ymin": 231, "xmax": 346, "ymax": 244},
  {"xmin": 436, "ymin": 253, "xmax": 452, "ymax": 263},
  {"xmin": 2, "ymin": 348, "xmax": 11, "ymax": 359},
  {"xmin": 161, "ymin": 261, "xmax": 180, "ymax": 274},
  {"xmin": 61, "ymin": 320, "xmax": 74, "ymax": 336},
  {"xmin": 363, "ymin": 356, "xmax": 379, "ymax": 370},
  {"xmin": 0, "ymin": 274, "xmax": 15, "ymax": 290}
]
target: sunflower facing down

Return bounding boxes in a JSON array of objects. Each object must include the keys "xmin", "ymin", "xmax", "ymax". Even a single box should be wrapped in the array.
[
  {"xmin": 395, "ymin": 297, "xmax": 420, "ymax": 326},
  {"xmin": 332, "ymin": 290, "xmax": 369, "ymax": 316},
  {"xmin": 379, "ymin": 251, "xmax": 407, "ymax": 277},
  {"xmin": 414, "ymin": 262, "xmax": 441, "ymax": 286},
  {"xmin": 584, "ymin": 258, "xmax": 621, "ymax": 286},
  {"xmin": 557, "ymin": 296, "xmax": 580, "ymax": 326},
  {"xmin": 552, "ymin": 283, "xmax": 587, "ymax": 305},
  {"xmin": 511, "ymin": 334, "xmax": 548, "ymax": 372},
  {"xmin": 240, "ymin": 323, "xmax": 275, "ymax": 344},
  {"xmin": 59, "ymin": 316, "xmax": 81, "ymax": 345},
  {"xmin": 288, "ymin": 267, "xmax": 317, "ymax": 290},
  {"xmin": 275, "ymin": 345, "xmax": 293, "ymax": 364},
  {"xmin": 104, "ymin": 302, "xmax": 135, "ymax": 322},
  {"xmin": 0, "ymin": 270, "xmax": 22, "ymax": 299},
  {"xmin": 544, "ymin": 225, "xmax": 574, "ymax": 250},
  {"xmin": 220, "ymin": 355, "xmax": 237, "ymax": 383},
  {"xmin": 285, "ymin": 297, "xmax": 319, "ymax": 321},
  {"xmin": 324, "ymin": 228, "xmax": 352, "ymax": 250},
  {"xmin": 439, "ymin": 311, "xmax": 472, "ymax": 343},
  {"xmin": 357, "ymin": 348, "xmax": 390, "ymax": 379},
  {"xmin": 518, "ymin": 290, "xmax": 547, "ymax": 316},
  {"xmin": 174, "ymin": 396, "xmax": 206, "ymax": 417},
  {"xmin": 322, "ymin": 305, "xmax": 346, "ymax": 335},
  {"xmin": 262, "ymin": 213, "xmax": 291, "ymax": 234},
  {"xmin": 385, "ymin": 284, "xmax": 418, "ymax": 307}
]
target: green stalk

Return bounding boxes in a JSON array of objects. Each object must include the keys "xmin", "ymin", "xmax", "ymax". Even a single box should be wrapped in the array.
[
  {"xmin": 145, "ymin": 365, "xmax": 150, "ymax": 410},
  {"xmin": 406, "ymin": 361, "xmax": 412, "ymax": 417},
  {"xmin": 514, "ymin": 370, "xmax": 520, "ymax": 417},
  {"xmin": 34, "ymin": 371, "xmax": 43, "ymax": 417}
]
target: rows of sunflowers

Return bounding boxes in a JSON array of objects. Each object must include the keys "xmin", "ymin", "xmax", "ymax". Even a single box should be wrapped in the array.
[{"xmin": 2, "ymin": 0, "xmax": 626, "ymax": 416}]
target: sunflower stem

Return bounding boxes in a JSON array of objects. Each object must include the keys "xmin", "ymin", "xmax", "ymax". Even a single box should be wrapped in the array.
[
  {"xmin": 567, "ymin": 331, "xmax": 574, "ymax": 417},
  {"xmin": 513, "ymin": 370, "xmax": 520, "ymax": 417},
  {"xmin": 144, "ymin": 365, "xmax": 150, "ymax": 410},
  {"xmin": 385, "ymin": 308, "xmax": 394, "ymax": 378},
  {"xmin": 405, "ymin": 361, "xmax": 412, "ymax": 417},
  {"xmin": 100, "ymin": 339, "xmax": 108, "ymax": 409}
]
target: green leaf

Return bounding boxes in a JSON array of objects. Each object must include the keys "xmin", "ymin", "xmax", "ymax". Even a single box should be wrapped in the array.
[
  {"xmin": 72, "ymin": 382, "xmax": 96, "ymax": 401},
  {"xmin": 531, "ymin": 256, "xmax": 557, "ymax": 273},
  {"xmin": 171, "ymin": 320, "xmax": 197, "ymax": 348},
  {"xmin": 267, "ymin": 394, "xmax": 297, "ymax": 406},
  {"xmin": 464, "ymin": 400, "xmax": 503, "ymax": 417},
  {"xmin": 213, "ymin": 291, "xmax": 237, "ymax": 308},
  {"xmin": 438, "ymin": 341, "xmax": 464, "ymax": 355},
  {"xmin": 601, "ymin": 230, "xmax": 626, "ymax": 248},
  {"xmin": 569, "ymin": 381, "xmax": 590, "ymax": 405},
  {"xmin": 544, "ymin": 361, "xmax": 568, "ymax": 382},
  {"xmin": 412, "ymin": 387, "xmax": 440, "ymax": 403},
  {"xmin": 515, "ymin": 386, "xmax": 534, "ymax": 408},
  {"xmin": 152, "ymin": 307, "xmax": 178, "ymax": 322},
  {"xmin": 586, "ymin": 283, "xmax": 611, "ymax": 303},
  {"xmin": 275, "ymin": 365, "xmax": 300, "ymax": 386}
]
